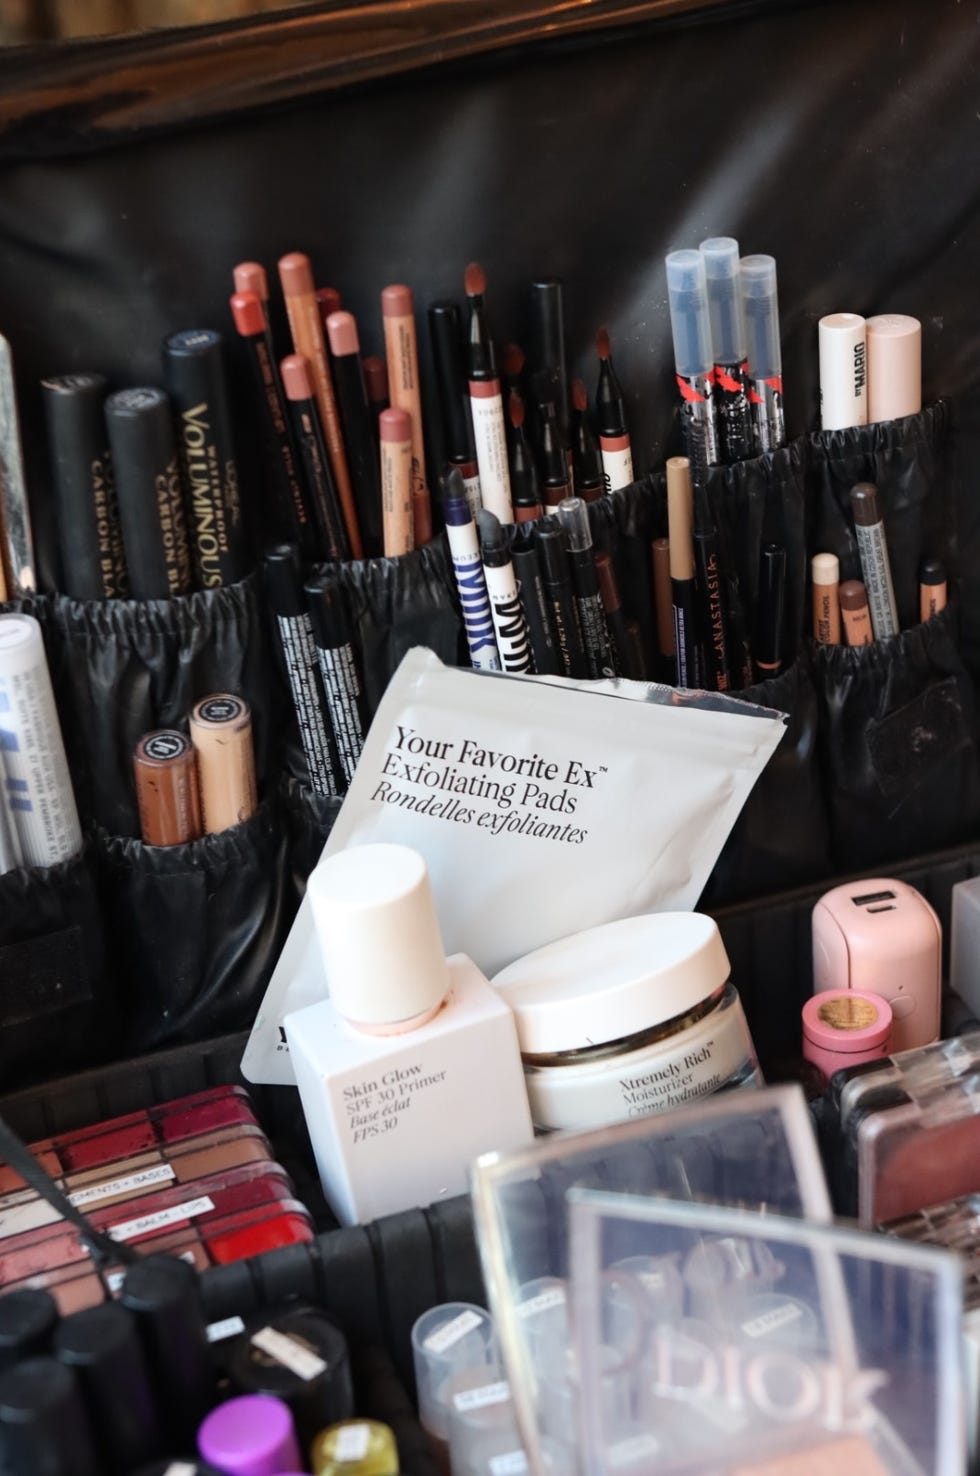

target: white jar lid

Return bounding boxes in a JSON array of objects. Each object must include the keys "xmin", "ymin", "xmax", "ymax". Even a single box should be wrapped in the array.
[
  {"xmin": 308, "ymin": 843, "xmax": 449, "ymax": 1029},
  {"xmin": 491, "ymin": 913, "xmax": 730, "ymax": 1055}
]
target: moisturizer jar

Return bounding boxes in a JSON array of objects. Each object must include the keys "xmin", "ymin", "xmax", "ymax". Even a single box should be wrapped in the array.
[{"xmin": 491, "ymin": 913, "xmax": 762, "ymax": 1132}]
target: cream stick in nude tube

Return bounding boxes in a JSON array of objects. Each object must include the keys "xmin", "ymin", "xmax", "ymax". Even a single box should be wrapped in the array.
[
  {"xmin": 867, "ymin": 314, "xmax": 921, "ymax": 424},
  {"xmin": 381, "ymin": 285, "xmax": 431, "ymax": 546},
  {"xmin": 811, "ymin": 553, "xmax": 841, "ymax": 645},
  {"xmin": 818, "ymin": 313, "xmax": 868, "ymax": 430},
  {"xmin": 840, "ymin": 580, "xmax": 873, "ymax": 646}
]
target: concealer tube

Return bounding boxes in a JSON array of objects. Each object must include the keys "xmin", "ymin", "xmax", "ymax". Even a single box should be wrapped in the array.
[
  {"xmin": 919, "ymin": 558, "xmax": 947, "ymax": 622},
  {"xmin": 840, "ymin": 580, "xmax": 873, "ymax": 647},
  {"xmin": 189, "ymin": 694, "xmax": 258, "ymax": 834},
  {"xmin": 133, "ymin": 730, "xmax": 203, "ymax": 847},
  {"xmin": 811, "ymin": 553, "xmax": 841, "ymax": 645}
]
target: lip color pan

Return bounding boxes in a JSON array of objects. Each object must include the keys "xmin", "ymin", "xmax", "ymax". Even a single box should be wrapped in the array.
[{"xmin": 0, "ymin": 1086, "xmax": 261, "ymax": 1195}]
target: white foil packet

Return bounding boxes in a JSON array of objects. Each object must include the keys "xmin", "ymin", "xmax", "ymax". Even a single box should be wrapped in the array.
[{"xmin": 242, "ymin": 648, "xmax": 786, "ymax": 1084}]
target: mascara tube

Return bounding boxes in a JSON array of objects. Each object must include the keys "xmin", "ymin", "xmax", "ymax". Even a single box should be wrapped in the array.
[
  {"xmin": 666, "ymin": 457, "xmax": 698, "ymax": 687},
  {"xmin": 739, "ymin": 255, "xmax": 786, "ymax": 453},
  {"xmin": 41, "ymin": 373, "xmax": 129, "ymax": 601},
  {"xmin": 478, "ymin": 510, "xmax": 532, "ymax": 673},
  {"xmin": 850, "ymin": 482, "xmax": 898, "ymax": 639},
  {"xmin": 665, "ymin": 251, "xmax": 721, "ymax": 486},
  {"xmin": 511, "ymin": 541, "xmax": 560, "ymax": 675},
  {"xmin": 443, "ymin": 475, "xmax": 501, "ymax": 672},
  {"xmin": 162, "ymin": 329, "xmax": 249, "ymax": 587},
  {"xmin": 305, "ymin": 573, "xmax": 368, "ymax": 787},
  {"xmin": 556, "ymin": 498, "xmax": 616, "ymax": 679},
  {"xmin": 701, "ymin": 238, "xmax": 753, "ymax": 464},
  {"xmin": 536, "ymin": 519, "xmax": 588, "ymax": 680},
  {"xmin": 264, "ymin": 545, "xmax": 338, "ymax": 798},
  {"xmin": 104, "ymin": 388, "xmax": 193, "ymax": 600}
]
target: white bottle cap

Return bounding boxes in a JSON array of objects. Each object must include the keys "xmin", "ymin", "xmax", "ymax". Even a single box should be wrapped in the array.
[
  {"xmin": 818, "ymin": 313, "xmax": 868, "ymax": 430},
  {"xmin": 308, "ymin": 843, "xmax": 449, "ymax": 1032}
]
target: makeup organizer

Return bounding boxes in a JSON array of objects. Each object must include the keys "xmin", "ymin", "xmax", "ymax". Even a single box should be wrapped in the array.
[{"xmin": 0, "ymin": 0, "xmax": 979, "ymax": 1468}]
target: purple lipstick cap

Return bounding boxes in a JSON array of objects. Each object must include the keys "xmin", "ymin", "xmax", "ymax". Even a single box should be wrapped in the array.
[{"xmin": 197, "ymin": 1394, "xmax": 301, "ymax": 1476}]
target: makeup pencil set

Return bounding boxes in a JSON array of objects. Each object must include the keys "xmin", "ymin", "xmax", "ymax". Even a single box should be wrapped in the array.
[
  {"xmin": 42, "ymin": 334, "xmax": 249, "ymax": 603},
  {"xmin": 133, "ymin": 693, "xmax": 258, "ymax": 846}
]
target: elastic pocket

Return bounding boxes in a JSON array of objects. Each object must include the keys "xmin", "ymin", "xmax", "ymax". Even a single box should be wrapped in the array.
[
  {"xmin": 700, "ymin": 655, "xmax": 832, "ymax": 906},
  {"xmin": 811, "ymin": 602, "xmax": 980, "ymax": 869},
  {"xmin": 0, "ymin": 849, "xmax": 116, "ymax": 1088},
  {"xmin": 807, "ymin": 401, "xmax": 951, "ymax": 633},
  {"xmin": 281, "ymin": 774, "xmax": 342, "ymax": 904},
  {"xmin": 329, "ymin": 542, "xmax": 461, "ymax": 717},
  {"xmin": 93, "ymin": 795, "xmax": 289, "ymax": 1053},
  {"xmin": 43, "ymin": 572, "xmax": 276, "ymax": 836}
]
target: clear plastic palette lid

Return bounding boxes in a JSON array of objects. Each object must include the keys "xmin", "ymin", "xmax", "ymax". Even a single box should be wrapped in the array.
[
  {"xmin": 470, "ymin": 1086, "xmax": 831, "ymax": 1476},
  {"xmin": 568, "ymin": 1193, "xmax": 964, "ymax": 1476}
]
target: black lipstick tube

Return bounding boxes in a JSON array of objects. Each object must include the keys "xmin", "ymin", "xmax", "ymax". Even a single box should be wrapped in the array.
[
  {"xmin": 105, "ymin": 387, "xmax": 192, "ymax": 600},
  {"xmin": 42, "ymin": 373, "xmax": 128, "ymax": 600},
  {"xmin": 162, "ymin": 329, "xmax": 249, "ymax": 588}
]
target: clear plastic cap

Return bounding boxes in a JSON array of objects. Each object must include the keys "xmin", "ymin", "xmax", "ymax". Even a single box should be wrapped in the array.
[
  {"xmin": 569, "ymin": 1192, "xmax": 964, "ymax": 1476},
  {"xmin": 555, "ymin": 498, "xmax": 591, "ymax": 554},
  {"xmin": 411, "ymin": 1303, "xmax": 497, "ymax": 1441},
  {"xmin": 739, "ymin": 254, "xmax": 782, "ymax": 379},
  {"xmin": 664, "ymin": 250, "xmax": 713, "ymax": 378},
  {"xmin": 699, "ymin": 237, "xmax": 745, "ymax": 363},
  {"xmin": 447, "ymin": 1365, "xmax": 518, "ymax": 1476}
]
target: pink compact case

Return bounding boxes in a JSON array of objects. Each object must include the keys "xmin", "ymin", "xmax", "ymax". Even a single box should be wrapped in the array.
[{"xmin": 811, "ymin": 879, "xmax": 941, "ymax": 1053}]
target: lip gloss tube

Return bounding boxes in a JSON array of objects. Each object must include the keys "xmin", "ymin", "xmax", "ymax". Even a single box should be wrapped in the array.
[
  {"xmin": 701, "ymin": 237, "xmax": 753, "ymax": 465},
  {"xmin": 840, "ymin": 580, "xmax": 873, "ymax": 646},
  {"xmin": 665, "ymin": 251, "xmax": 720, "ymax": 487},
  {"xmin": 812, "ymin": 553, "xmax": 841, "ymax": 645},
  {"xmin": 739, "ymin": 254, "xmax": 786, "ymax": 453},
  {"xmin": 850, "ymin": 482, "xmax": 898, "ymax": 639},
  {"xmin": 819, "ymin": 313, "xmax": 867, "ymax": 430}
]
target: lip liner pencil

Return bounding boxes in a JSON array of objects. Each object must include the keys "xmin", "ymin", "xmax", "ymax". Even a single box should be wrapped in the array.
[
  {"xmin": 230, "ymin": 291, "xmax": 315, "ymax": 556},
  {"xmin": 279, "ymin": 252, "xmax": 362, "ymax": 557},
  {"xmin": 305, "ymin": 571, "xmax": 368, "ymax": 788},
  {"xmin": 536, "ymin": 518, "xmax": 588, "ymax": 680},
  {"xmin": 511, "ymin": 540, "xmax": 560, "ymax": 675},
  {"xmin": 328, "ymin": 310, "xmax": 383, "ymax": 557},
  {"xmin": 556, "ymin": 497, "xmax": 617, "ymax": 679},
  {"xmin": 595, "ymin": 328, "xmax": 634, "ymax": 493},
  {"xmin": 465, "ymin": 263, "xmax": 513, "ymax": 526},
  {"xmin": 382, "ymin": 284, "xmax": 431, "ymax": 546},
  {"xmin": 264, "ymin": 544, "xmax": 338, "ymax": 798},
  {"xmin": 281, "ymin": 355, "xmax": 352, "ymax": 563},
  {"xmin": 379, "ymin": 407, "xmax": 414, "ymax": 558},
  {"xmin": 429, "ymin": 301, "xmax": 481, "ymax": 516}
]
